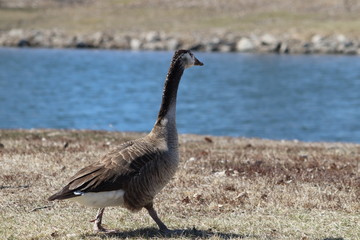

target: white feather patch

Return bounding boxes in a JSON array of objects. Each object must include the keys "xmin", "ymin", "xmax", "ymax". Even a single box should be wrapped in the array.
[
  {"xmin": 182, "ymin": 53, "xmax": 194, "ymax": 68},
  {"xmin": 160, "ymin": 118, "xmax": 168, "ymax": 126},
  {"xmin": 70, "ymin": 189, "xmax": 125, "ymax": 208},
  {"xmin": 73, "ymin": 190, "xmax": 83, "ymax": 196}
]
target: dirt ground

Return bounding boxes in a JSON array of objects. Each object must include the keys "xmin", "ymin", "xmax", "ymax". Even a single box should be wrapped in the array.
[{"xmin": 0, "ymin": 129, "xmax": 359, "ymax": 239}]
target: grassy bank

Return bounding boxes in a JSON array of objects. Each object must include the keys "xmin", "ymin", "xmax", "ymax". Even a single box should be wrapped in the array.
[
  {"xmin": 0, "ymin": 0, "xmax": 360, "ymax": 38},
  {"xmin": 0, "ymin": 129, "xmax": 359, "ymax": 239}
]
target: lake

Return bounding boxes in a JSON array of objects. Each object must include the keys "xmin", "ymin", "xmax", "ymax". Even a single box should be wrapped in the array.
[{"xmin": 0, "ymin": 48, "xmax": 359, "ymax": 143}]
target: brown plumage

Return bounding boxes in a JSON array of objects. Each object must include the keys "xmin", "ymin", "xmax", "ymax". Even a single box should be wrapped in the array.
[{"xmin": 48, "ymin": 50, "xmax": 203, "ymax": 233}]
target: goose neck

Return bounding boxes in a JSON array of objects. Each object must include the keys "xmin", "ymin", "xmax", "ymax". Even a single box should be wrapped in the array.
[{"xmin": 156, "ymin": 61, "xmax": 185, "ymax": 124}]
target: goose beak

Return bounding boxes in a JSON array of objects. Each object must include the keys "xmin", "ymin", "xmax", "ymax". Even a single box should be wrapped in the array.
[{"xmin": 194, "ymin": 57, "xmax": 204, "ymax": 66}]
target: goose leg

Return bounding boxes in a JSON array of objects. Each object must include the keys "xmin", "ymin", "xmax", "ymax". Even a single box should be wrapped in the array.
[
  {"xmin": 91, "ymin": 208, "xmax": 116, "ymax": 233},
  {"xmin": 145, "ymin": 203, "xmax": 170, "ymax": 234}
]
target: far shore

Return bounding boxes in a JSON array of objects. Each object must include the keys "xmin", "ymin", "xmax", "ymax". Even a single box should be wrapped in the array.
[
  {"xmin": 1, "ymin": 29, "xmax": 360, "ymax": 55},
  {"xmin": 1, "ymin": 1, "xmax": 360, "ymax": 55}
]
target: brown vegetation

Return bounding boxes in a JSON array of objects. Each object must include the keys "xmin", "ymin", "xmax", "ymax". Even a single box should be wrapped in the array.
[
  {"xmin": 0, "ymin": 129, "xmax": 359, "ymax": 239},
  {"xmin": 1, "ymin": 0, "xmax": 360, "ymax": 37}
]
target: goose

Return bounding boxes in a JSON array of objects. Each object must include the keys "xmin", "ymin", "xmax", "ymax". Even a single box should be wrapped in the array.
[{"xmin": 48, "ymin": 50, "xmax": 203, "ymax": 234}]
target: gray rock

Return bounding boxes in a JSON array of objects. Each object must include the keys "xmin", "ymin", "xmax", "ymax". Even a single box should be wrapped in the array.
[
  {"xmin": 51, "ymin": 36, "xmax": 67, "ymax": 48},
  {"xmin": 343, "ymin": 47, "xmax": 358, "ymax": 55},
  {"xmin": 302, "ymin": 42, "xmax": 314, "ymax": 54},
  {"xmin": 261, "ymin": 34, "xmax": 277, "ymax": 45},
  {"xmin": 188, "ymin": 43, "xmax": 204, "ymax": 51},
  {"xmin": 210, "ymin": 37, "xmax": 221, "ymax": 45},
  {"xmin": 8, "ymin": 29, "xmax": 24, "ymax": 39},
  {"xmin": 130, "ymin": 38, "xmax": 142, "ymax": 50},
  {"xmin": 76, "ymin": 42, "xmax": 90, "ymax": 48},
  {"xmin": 278, "ymin": 42, "xmax": 289, "ymax": 54},
  {"xmin": 100, "ymin": 34, "xmax": 115, "ymax": 48},
  {"xmin": 219, "ymin": 43, "xmax": 234, "ymax": 52},
  {"xmin": 166, "ymin": 38, "xmax": 180, "ymax": 50},
  {"xmin": 30, "ymin": 31, "xmax": 49, "ymax": 47},
  {"xmin": 204, "ymin": 42, "xmax": 218, "ymax": 52},
  {"xmin": 203, "ymin": 37, "xmax": 223, "ymax": 52},
  {"xmin": 110, "ymin": 35, "xmax": 130, "ymax": 49},
  {"xmin": 236, "ymin": 37, "xmax": 254, "ymax": 51},
  {"xmin": 311, "ymin": 34, "xmax": 323, "ymax": 44},
  {"xmin": 143, "ymin": 41, "xmax": 165, "ymax": 51},
  {"xmin": 90, "ymin": 32, "xmax": 104, "ymax": 46},
  {"xmin": 344, "ymin": 41, "xmax": 355, "ymax": 48},
  {"xmin": 315, "ymin": 37, "xmax": 338, "ymax": 54},
  {"xmin": 145, "ymin": 31, "xmax": 161, "ymax": 42},
  {"xmin": 63, "ymin": 35, "xmax": 78, "ymax": 48},
  {"xmin": 18, "ymin": 39, "xmax": 30, "ymax": 47},
  {"xmin": 249, "ymin": 34, "xmax": 261, "ymax": 47},
  {"xmin": 336, "ymin": 34, "xmax": 347, "ymax": 43}
]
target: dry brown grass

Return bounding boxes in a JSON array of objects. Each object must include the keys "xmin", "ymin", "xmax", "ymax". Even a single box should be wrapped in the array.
[
  {"xmin": 1, "ymin": 0, "xmax": 360, "ymax": 37},
  {"xmin": 0, "ymin": 129, "xmax": 359, "ymax": 240}
]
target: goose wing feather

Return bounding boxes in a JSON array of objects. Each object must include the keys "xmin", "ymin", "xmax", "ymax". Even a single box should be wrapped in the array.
[{"xmin": 48, "ymin": 139, "xmax": 161, "ymax": 201}]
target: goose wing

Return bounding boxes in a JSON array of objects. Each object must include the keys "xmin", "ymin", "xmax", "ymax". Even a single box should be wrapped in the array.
[{"xmin": 48, "ymin": 139, "xmax": 161, "ymax": 201}]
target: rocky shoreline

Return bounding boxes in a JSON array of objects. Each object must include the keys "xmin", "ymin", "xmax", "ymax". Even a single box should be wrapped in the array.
[{"xmin": 1, "ymin": 29, "xmax": 360, "ymax": 55}]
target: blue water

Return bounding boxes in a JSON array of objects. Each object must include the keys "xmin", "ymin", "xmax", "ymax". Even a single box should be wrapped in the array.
[{"xmin": 0, "ymin": 48, "xmax": 359, "ymax": 143}]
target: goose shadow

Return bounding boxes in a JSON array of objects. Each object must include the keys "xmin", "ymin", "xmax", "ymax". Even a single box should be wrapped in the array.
[
  {"xmin": 83, "ymin": 227, "xmax": 251, "ymax": 239},
  {"xmin": 323, "ymin": 238, "xmax": 344, "ymax": 240}
]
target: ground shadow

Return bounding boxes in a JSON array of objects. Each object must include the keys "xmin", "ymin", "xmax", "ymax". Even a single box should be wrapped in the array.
[
  {"xmin": 84, "ymin": 227, "xmax": 251, "ymax": 239},
  {"xmin": 323, "ymin": 238, "xmax": 344, "ymax": 240}
]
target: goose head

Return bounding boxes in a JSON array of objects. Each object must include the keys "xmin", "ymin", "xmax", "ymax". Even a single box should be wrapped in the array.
[{"xmin": 173, "ymin": 50, "xmax": 204, "ymax": 69}]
